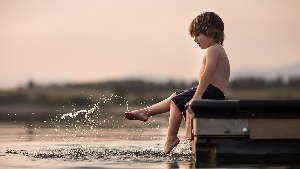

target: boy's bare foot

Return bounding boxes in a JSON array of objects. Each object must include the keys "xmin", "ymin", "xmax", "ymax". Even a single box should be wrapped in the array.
[
  {"xmin": 160, "ymin": 136, "xmax": 180, "ymax": 156},
  {"xmin": 124, "ymin": 111, "xmax": 148, "ymax": 122}
]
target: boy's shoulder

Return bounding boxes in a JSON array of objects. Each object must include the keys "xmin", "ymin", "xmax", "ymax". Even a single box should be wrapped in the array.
[
  {"xmin": 206, "ymin": 44, "xmax": 225, "ymax": 56},
  {"xmin": 208, "ymin": 43, "xmax": 224, "ymax": 51}
]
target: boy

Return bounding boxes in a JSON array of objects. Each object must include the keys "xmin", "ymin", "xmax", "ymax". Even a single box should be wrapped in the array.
[{"xmin": 124, "ymin": 12, "xmax": 230, "ymax": 155}]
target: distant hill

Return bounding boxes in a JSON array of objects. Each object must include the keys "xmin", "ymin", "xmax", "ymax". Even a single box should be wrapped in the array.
[{"xmin": 231, "ymin": 63, "xmax": 300, "ymax": 80}]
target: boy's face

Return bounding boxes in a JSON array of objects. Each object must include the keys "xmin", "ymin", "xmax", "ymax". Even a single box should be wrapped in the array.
[{"xmin": 193, "ymin": 34, "xmax": 214, "ymax": 49}]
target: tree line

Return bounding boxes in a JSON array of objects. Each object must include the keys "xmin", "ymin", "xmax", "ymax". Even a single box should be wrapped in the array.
[
  {"xmin": 26, "ymin": 75, "xmax": 300, "ymax": 91},
  {"xmin": 228, "ymin": 76, "xmax": 300, "ymax": 89},
  {"xmin": 1, "ymin": 76, "xmax": 299, "ymax": 106},
  {"xmin": 67, "ymin": 76, "xmax": 300, "ymax": 91}
]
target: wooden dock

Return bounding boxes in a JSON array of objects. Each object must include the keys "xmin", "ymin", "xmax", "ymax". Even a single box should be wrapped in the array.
[{"xmin": 187, "ymin": 100, "xmax": 300, "ymax": 164}]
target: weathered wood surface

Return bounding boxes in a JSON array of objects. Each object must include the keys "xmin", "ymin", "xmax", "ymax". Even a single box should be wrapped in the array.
[{"xmin": 250, "ymin": 119, "xmax": 300, "ymax": 139}]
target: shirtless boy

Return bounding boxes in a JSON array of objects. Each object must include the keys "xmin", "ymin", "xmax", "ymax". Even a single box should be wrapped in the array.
[{"xmin": 124, "ymin": 12, "xmax": 230, "ymax": 155}]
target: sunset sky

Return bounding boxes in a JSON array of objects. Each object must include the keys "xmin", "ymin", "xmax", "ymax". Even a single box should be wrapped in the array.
[{"xmin": 1, "ymin": 0, "xmax": 300, "ymax": 89}]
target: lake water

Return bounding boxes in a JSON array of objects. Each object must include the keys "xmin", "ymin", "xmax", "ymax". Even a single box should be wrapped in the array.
[
  {"xmin": 0, "ymin": 122, "xmax": 196, "ymax": 169},
  {"xmin": 1, "ymin": 123, "xmax": 298, "ymax": 169},
  {"xmin": 0, "ymin": 95, "xmax": 298, "ymax": 169}
]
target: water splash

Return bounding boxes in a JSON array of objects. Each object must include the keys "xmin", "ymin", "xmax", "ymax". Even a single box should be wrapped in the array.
[
  {"xmin": 26, "ymin": 93, "xmax": 163, "ymax": 143},
  {"xmin": 17, "ymin": 92, "xmax": 194, "ymax": 161},
  {"xmin": 6, "ymin": 146, "xmax": 194, "ymax": 163},
  {"xmin": 60, "ymin": 94, "xmax": 129, "ymax": 120},
  {"xmin": 60, "ymin": 103, "xmax": 98, "ymax": 120}
]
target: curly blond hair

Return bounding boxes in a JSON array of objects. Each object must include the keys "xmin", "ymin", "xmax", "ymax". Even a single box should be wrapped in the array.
[{"xmin": 189, "ymin": 12, "xmax": 225, "ymax": 45}]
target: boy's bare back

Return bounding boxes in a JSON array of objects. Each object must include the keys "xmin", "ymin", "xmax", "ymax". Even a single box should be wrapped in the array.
[{"xmin": 201, "ymin": 43, "xmax": 230, "ymax": 93}]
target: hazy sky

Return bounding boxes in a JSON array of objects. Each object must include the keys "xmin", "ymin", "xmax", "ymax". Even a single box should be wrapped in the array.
[{"xmin": 1, "ymin": 0, "xmax": 300, "ymax": 89}]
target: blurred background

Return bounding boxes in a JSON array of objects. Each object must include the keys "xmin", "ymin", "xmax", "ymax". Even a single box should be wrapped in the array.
[{"xmin": 1, "ymin": 0, "xmax": 300, "ymax": 123}]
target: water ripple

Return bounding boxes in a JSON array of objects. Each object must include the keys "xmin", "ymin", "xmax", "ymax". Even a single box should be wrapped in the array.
[{"xmin": 6, "ymin": 146, "xmax": 194, "ymax": 163}]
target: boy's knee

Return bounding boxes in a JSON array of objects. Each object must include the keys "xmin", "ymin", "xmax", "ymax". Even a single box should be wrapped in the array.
[
  {"xmin": 170, "ymin": 100, "xmax": 180, "ymax": 110},
  {"xmin": 170, "ymin": 100, "xmax": 176, "ymax": 108},
  {"xmin": 170, "ymin": 92, "xmax": 177, "ymax": 98}
]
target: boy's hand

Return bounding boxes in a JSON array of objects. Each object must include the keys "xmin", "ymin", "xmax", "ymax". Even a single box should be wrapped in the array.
[
  {"xmin": 185, "ymin": 96, "xmax": 203, "ymax": 108},
  {"xmin": 185, "ymin": 101, "xmax": 191, "ymax": 108}
]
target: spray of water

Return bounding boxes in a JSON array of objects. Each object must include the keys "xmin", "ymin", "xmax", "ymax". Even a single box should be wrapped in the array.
[
  {"xmin": 16, "ymin": 92, "xmax": 193, "ymax": 162},
  {"xmin": 60, "ymin": 94, "xmax": 129, "ymax": 120},
  {"xmin": 25, "ymin": 93, "xmax": 165, "ymax": 143},
  {"xmin": 6, "ymin": 145, "xmax": 194, "ymax": 163}
]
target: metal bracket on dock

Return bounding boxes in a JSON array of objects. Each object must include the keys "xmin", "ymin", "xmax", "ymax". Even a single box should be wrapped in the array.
[{"xmin": 193, "ymin": 118, "xmax": 249, "ymax": 137}]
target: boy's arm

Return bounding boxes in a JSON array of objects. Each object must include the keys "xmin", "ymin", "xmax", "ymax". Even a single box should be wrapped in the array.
[{"xmin": 193, "ymin": 46, "xmax": 219, "ymax": 99}]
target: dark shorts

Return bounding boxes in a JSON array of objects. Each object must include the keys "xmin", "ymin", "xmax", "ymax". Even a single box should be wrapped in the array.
[{"xmin": 171, "ymin": 84, "xmax": 225, "ymax": 118}]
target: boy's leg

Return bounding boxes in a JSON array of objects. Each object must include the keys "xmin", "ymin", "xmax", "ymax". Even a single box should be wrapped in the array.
[
  {"xmin": 161, "ymin": 100, "xmax": 182, "ymax": 155},
  {"xmin": 185, "ymin": 110, "xmax": 191, "ymax": 139},
  {"xmin": 124, "ymin": 93, "xmax": 176, "ymax": 122}
]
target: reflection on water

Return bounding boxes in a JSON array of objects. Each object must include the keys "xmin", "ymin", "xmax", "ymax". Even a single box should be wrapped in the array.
[
  {"xmin": 0, "ymin": 123, "xmax": 196, "ymax": 169},
  {"xmin": 0, "ymin": 93, "xmax": 195, "ymax": 169}
]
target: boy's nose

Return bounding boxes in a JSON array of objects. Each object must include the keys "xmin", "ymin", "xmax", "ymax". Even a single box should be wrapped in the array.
[{"xmin": 194, "ymin": 37, "xmax": 197, "ymax": 42}]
